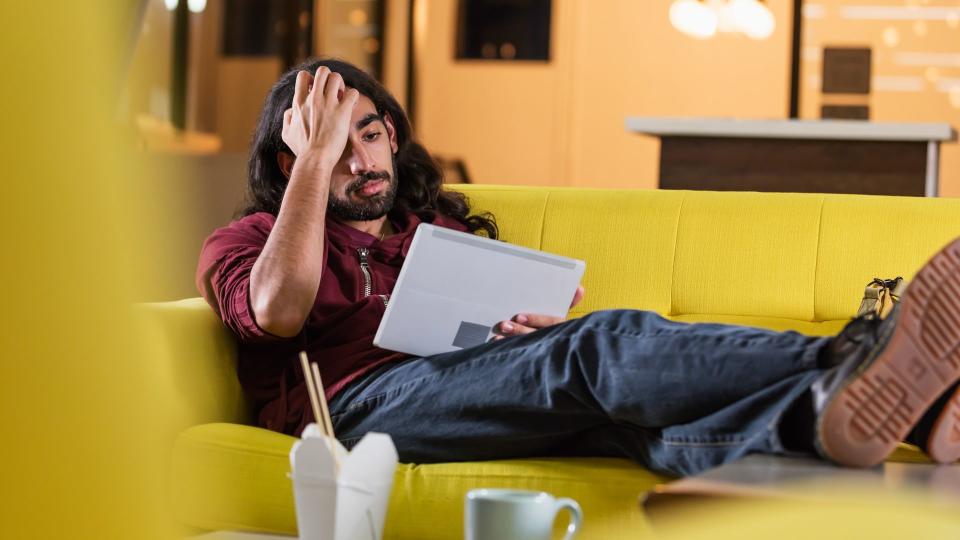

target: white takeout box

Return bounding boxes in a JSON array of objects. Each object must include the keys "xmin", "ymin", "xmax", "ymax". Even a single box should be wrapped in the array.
[{"xmin": 289, "ymin": 424, "xmax": 398, "ymax": 540}]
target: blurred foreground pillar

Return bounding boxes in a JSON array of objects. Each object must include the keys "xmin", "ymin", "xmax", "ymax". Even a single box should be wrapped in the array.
[{"xmin": 0, "ymin": 3, "xmax": 173, "ymax": 539}]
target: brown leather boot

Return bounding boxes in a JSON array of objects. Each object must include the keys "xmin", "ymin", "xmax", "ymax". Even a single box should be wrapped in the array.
[
  {"xmin": 813, "ymin": 238, "xmax": 960, "ymax": 468},
  {"xmin": 906, "ymin": 382, "xmax": 960, "ymax": 463}
]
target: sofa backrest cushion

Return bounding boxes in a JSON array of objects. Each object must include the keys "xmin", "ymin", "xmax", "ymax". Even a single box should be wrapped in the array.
[{"xmin": 455, "ymin": 186, "xmax": 960, "ymax": 322}]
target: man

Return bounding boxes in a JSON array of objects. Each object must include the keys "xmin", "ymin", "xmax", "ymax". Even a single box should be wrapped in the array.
[{"xmin": 198, "ymin": 58, "xmax": 960, "ymax": 476}]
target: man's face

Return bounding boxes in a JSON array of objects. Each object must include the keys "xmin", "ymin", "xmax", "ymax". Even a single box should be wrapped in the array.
[{"xmin": 326, "ymin": 93, "xmax": 399, "ymax": 222}]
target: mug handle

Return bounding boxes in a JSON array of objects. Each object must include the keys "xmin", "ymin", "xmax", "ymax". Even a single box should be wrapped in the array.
[{"xmin": 554, "ymin": 497, "xmax": 583, "ymax": 540}]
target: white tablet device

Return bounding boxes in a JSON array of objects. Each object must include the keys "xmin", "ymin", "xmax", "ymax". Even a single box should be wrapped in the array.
[{"xmin": 373, "ymin": 223, "xmax": 586, "ymax": 357}]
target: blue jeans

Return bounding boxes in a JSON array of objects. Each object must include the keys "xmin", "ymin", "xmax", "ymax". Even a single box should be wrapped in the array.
[{"xmin": 329, "ymin": 310, "xmax": 829, "ymax": 476}]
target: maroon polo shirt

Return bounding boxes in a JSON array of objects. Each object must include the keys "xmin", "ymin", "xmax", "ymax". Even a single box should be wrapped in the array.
[{"xmin": 196, "ymin": 210, "xmax": 469, "ymax": 435}]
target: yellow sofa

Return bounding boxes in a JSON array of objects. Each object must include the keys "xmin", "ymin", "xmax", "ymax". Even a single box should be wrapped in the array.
[{"xmin": 140, "ymin": 186, "xmax": 960, "ymax": 539}]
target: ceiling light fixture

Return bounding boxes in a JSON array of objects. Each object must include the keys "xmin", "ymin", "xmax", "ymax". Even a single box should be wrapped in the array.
[
  {"xmin": 165, "ymin": 0, "xmax": 206, "ymax": 13},
  {"xmin": 728, "ymin": 0, "xmax": 775, "ymax": 39},
  {"xmin": 669, "ymin": 0, "xmax": 719, "ymax": 39},
  {"xmin": 670, "ymin": 0, "xmax": 775, "ymax": 40}
]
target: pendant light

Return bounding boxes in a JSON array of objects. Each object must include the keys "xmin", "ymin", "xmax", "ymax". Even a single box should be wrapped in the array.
[{"xmin": 670, "ymin": 0, "xmax": 775, "ymax": 40}]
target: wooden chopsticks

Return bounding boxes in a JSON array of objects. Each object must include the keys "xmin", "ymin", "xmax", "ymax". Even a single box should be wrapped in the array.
[{"xmin": 299, "ymin": 351, "xmax": 340, "ymax": 472}]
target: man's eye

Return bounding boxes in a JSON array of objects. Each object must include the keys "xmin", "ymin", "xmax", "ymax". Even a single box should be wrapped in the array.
[{"xmin": 363, "ymin": 132, "xmax": 381, "ymax": 142}]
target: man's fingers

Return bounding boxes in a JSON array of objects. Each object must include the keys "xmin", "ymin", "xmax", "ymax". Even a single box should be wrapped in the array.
[
  {"xmin": 570, "ymin": 285, "xmax": 585, "ymax": 308},
  {"xmin": 494, "ymin": 312, "xmax": 564, "ymax": 338},
  {"xmin": 512, "ymin": 313, "xmax": 562, "ymax": 329},
  {"xmin": 335, "ymin": 89, "xmax": 361, "ymax": 121},
  {"xmin": 494, "ymin": 321, "xmax": 533, "ymax": 337},
  {"xmin": 311, "ymin": 66, "xmax": 330, "ymax": 106},
  {"xmin": 344, "ymin": 88, "xmax": 360, "ymax": 107},
  {"xmin": 293, "ymin": 70, "xmax": 312, "ymax": 108},
  {"xmin": 324, "ymin": 72, "xmax": 345, "ymax": 103}
]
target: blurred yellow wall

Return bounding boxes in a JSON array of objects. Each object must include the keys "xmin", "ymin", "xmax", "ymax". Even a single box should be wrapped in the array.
[{"xmin": 414, "ymin": 0, "xmax": 959, "ymax": 196}]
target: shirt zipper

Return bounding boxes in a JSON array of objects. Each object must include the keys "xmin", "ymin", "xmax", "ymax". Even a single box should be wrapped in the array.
[
  {"xmin": 358, "ymin": 247, "xmax": 391, "ymax": 308},
  {"xmin": 357, "ymin": 247, "xmax": 373, "ymax": 297}
]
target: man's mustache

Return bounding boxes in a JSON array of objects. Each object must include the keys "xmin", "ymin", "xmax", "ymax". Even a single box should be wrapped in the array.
[{"xmin": 346, "ymin": 170, "xmax": 391, "ymax": 193}]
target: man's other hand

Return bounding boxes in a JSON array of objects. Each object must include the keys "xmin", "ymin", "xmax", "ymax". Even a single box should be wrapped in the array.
[
  {"xmin": 492, "ymin": 285, "xmax": 585, "ymax": 340},
  {"xmin": 281, "ymin": 66, "xmax": 360, "ymax": 167}
]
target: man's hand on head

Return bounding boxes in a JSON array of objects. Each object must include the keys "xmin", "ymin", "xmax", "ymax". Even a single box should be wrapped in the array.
[
  {"xmin": 281, "ymin": 66, "xmax": 360, "ymax": 169},
  {"xmin": 492, "ymin": 285, "xmax": 585, "ymax": 341}
]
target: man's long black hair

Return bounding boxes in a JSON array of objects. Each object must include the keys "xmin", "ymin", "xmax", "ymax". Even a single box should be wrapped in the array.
[{"xmin": 241, "ymin": 58, "xmax": 497, "ymax": 239}]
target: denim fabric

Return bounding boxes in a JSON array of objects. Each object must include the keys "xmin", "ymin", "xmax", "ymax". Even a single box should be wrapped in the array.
[{"xmin": 328, "ymin": 310, "xmax": 829, "ymax": 476}]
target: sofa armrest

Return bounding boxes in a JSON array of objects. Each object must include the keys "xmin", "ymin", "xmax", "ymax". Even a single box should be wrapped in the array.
[{"xmin": 135, "ymin": 298, "xmax": 251, "ymax": 438}]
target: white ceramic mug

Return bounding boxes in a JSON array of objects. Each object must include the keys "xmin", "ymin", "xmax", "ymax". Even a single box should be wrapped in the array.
[{"xmin": 465, "ymin": 488, "xmax": 582, "ymax": 540}]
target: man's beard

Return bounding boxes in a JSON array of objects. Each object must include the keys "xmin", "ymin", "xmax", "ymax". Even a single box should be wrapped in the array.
[{"xmin": 327, "ymin": 168, "xmax": 398, "ymax": 222}]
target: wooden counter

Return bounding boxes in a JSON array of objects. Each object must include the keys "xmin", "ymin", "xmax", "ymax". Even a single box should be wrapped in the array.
[{"xmin": 626, "ymin": 118, "xmax": 956, "ymax": 197}]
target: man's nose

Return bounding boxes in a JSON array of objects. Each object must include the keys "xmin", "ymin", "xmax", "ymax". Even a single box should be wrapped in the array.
[{"xmin": 346, "ymin": 139, "xmax": 377, "ymax": 175}]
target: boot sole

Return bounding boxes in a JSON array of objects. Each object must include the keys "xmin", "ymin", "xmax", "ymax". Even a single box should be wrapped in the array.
[
  {"xmin": 816, "ymin": 238, "xmax": 960, "ymax": 467},
  {"xmin": 926, "ymin": 384, "xmax": 960, "ymax": 463}
]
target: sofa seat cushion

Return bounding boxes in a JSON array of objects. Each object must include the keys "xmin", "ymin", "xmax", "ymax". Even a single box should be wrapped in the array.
[
  {"xmin": 171, "ymin": 423, "xmax": 670, "ymax": 539},
  {"xmin": 170, "ymin": 422, "xmax": 930, "ymax": 540}
]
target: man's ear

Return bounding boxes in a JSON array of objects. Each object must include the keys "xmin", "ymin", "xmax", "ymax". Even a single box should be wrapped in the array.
[
  {"xmin": 383, "ymin": 112, "xmax": 399, "ymax": 154},
  {"xmin": 277, "ymin": 151, "xmax": 295, "ymax": 179}
]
